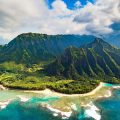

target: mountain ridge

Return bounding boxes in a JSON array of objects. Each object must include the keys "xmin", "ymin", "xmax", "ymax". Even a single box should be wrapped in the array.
[
  {"xmin": 46, "ymin": 38, "xmax": 120, "ymax": 79},
  {"xmin": 0, "ymin": 34, "xmax": 120, "ymax": 94},
  {"xmin": 0, "ymin": 33, "xmax": 95, "ymax": 64}
]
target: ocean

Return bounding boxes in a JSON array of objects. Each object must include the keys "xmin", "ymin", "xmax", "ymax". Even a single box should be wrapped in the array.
[
  {"xmin": 95, "ymin": 89, "xmax": 120, "ymax": 120},
  {"xmin": 0, "ymin": 84, "xmax": 120, "ymax": 120}
]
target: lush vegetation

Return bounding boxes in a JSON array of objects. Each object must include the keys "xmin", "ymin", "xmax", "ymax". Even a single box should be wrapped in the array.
[
  {"xmin": 46, "ymin": 38, "xmax": 120, "ymax": 80},
  {"xmin": 0, "ymin": 62, "xmax": 100, "ymax": 94},
  {"xmin": 0, "ymin": 33, "xmax": 95, "ymax": 64},
  {"xmin": 0, "ymin": 35, "xmax": 120, "ymax": 94}
]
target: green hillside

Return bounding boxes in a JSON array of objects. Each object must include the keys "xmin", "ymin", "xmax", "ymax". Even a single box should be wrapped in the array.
[
  {"xmin": 0, "ymin": 36, "xmax": 120, "ymax": 94},
  {"xmin": 0, "ymin": 33, "xmax": 95, "ymax": 64},
  {"xmin": 46, "ymin": 38, "xmax": 120, "ymax": 80}
]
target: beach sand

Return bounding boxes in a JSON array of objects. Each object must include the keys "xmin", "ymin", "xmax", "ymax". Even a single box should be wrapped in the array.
[
  {"xmin": 0, "ymin": 82, "xmax": 115, "ymax": 120},
  {"xmin": 0, "ymin": 85, "xmax": 6, "ymax": 90},
  {"xmin": 24, "ymin": 82, "xmax": 105, "ymax": 97}
]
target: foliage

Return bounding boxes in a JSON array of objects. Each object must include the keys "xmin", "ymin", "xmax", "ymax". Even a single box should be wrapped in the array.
[
  {"xmin": 0, "ymin": 38, "xmax": 120, "ymax": 94},
  {"xmin": 46, "ymin": 38, "xmax": 120, "ymax": 79},
  {"xmin": 0, "ymin": 33, "xmax": 95, "ymax": 64},
  {"xmin": 0, "ymin": 61, "xmax": 100, "ymax": 94}
]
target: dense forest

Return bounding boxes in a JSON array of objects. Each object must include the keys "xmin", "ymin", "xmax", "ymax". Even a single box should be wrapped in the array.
[
  {"xmin": 0, "ymin": 33, "xmax": 120, "ymax": 94},
  {"xmin": 46, "ymin": 38, "xmax": 120, "ymax": 79},
  {"xmin": 0, "ymin": 33, "xmax": 95, "ymax": 64}
]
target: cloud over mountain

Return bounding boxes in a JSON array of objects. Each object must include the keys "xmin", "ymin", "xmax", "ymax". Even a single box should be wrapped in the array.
[{"xmin": 0, "ymin": 0, "xmax": 120, "ymax": 43}]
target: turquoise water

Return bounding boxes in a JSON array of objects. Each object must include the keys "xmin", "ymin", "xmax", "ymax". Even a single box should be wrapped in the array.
[
  {"xmin": 0, "ymin": 90, "xmax": 78, "ymax": 120},
  {"xmin": 0, "ymin": 99, "xmax": 62, "ymax": 120},
  {"xmin": 0, "ymin": 87, "xmax": 120, "ymax": 120},
  {"xmin": 0, "ymin": 98, "xmax": 89, "ymax": 120},
  {"xmin": 95, "ymin": 89, "xmax": 120, "ymax": 120}
]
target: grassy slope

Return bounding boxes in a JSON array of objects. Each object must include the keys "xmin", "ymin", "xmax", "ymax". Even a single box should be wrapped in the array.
[
  {"xmin": 0, "ymin": 62, "xmax": 100, "ymax": 94},
  {"xmin": 46, "ymin": 39, "xmax": 120, "ymax": 81},
  {"xmin": 0, "ymin": 39, "xmax": 120, "ymax": 94}
]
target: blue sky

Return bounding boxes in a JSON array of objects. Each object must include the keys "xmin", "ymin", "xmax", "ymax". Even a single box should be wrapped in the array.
[
  {"xmin": 0, "ymin": 0, "xmax": 119, "ymax": 44},
  {"xmin": 47, "ymin": 0, "xmax": 94, "ymax": 9}
]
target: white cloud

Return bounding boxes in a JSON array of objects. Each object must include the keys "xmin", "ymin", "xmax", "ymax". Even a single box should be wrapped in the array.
[
  {"xmin": 0, "ymin": 1, "xmax": 41, "ymax": 39},
  {"xmin": 74, "ymin": 0, "xmax": 120, "ymax": 36},
  {"xmin": 0, "ymin": 0, "xmax": 120, "ymax": 43},
  {"xmin": 74, "ymin": 0, "xmax": 82, "ymax": 8}
]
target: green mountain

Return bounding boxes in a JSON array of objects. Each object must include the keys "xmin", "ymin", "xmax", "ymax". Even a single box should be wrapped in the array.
[
  {"xmin": 0, "ymin": 33, "xmax": 94, "ymax": 63},
  {"xmin": 46, "ymin": 38, "xmax": 120, "ymax": 79},
  {"xmin": 0, "ymin": 33, "xmax": 95, "ymax": 64},
  {"xmin": 0, "ymin": 36, "xmax": 120, "ymax": 94},
  {"xmin": 0, "ymin": 45, "xmax": 2, "ymax": 51}
]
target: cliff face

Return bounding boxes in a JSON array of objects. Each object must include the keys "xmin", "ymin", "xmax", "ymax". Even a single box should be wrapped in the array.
[
  {"xmin": 0, "ymin": 33, "xmax": 95, "ymax": 64},
  {"xmin": 46, "ymin": 38, "xmax": 120, "ymax": 79}
]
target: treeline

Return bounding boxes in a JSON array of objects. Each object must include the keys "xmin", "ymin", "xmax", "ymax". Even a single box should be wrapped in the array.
[{"xmin": 0, "ymin": 60, "xmax": 120, "ymax": 94}]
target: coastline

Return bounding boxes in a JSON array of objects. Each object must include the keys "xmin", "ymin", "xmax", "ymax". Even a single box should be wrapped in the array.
[
  {"xmin": 0, "ymin": 82, "xmax": 118, "ymax": 120},
  {"xmin": 23, "ymin": 82, "xmax": 105, "ymax": 97},
  {"xmin": 0, "ymin": 85, "xmax": 6, "ymax": 90},
  {"xmin": 0, "ymin": 82, "xmax": 114, "ymax": 98}
]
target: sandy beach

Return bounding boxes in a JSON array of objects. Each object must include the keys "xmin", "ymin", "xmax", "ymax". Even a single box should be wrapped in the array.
[
  {"xmin": 0, "ymin": 82, "xmax": 115, "ymax": 120},
  {"xmin": 0, "ymin": 85, "xmax": 6, "ymax": 90},
  {"xmin": 24, "ymin": 82, "xmax": 105, "ymax": 97}
]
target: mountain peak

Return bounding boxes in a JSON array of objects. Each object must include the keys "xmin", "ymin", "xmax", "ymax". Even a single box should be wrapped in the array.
[
  {"xmin": 46, "ymin": 38, "xmax": 120, "ymax": 79},
  {"xmin": 0, "ymin": 34, "xmax": 95, "ymax": 64},
  {"xmin": 93, "ymin": 38, "xmax": 105, "ymax": 43},
  {"xmin": 82, "ymin": 38, "xmax": 114, "ymax": 50},
  {"xmin": 16, "ymin": 33, "xmax": 48, "ymax": 40}
]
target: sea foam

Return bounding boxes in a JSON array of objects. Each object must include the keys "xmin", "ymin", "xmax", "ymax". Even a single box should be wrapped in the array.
[
  {"xmin": 112, "ymin": 86, "xmax": 120, "ymax": 89},
  {"xmin": 84, "ymin": 102, "xmax": 101, "ymax": 120},
  {"xmin": 71, "ymin": 103, "xmax": 77, "ymax": 111},
  {"xmin": 0, "ymin": 100, "xmax": 11, "ymax": 109},
  {"xmin": 45, "ymin": 104, "xmax": 72, "ymax": 119},
  {"xmin": 17, "ymin": 95, "xmax": 29, "ymax": 102}
]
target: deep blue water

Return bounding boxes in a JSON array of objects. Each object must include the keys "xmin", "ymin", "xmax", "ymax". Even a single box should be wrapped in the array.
[{"xmin": 95, "ymin": 89, "xmax": 120, "ymax": 120}]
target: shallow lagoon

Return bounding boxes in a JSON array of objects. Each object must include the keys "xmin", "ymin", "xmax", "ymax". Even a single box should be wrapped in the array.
[{"xmin": 0, "ymin": 83, "xmax": 119, "ymax": 120}]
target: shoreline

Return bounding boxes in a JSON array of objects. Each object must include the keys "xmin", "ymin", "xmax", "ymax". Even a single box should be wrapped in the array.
[
  {"xmin": 23, "ymin": 82, "xmax": 105, "ymax": 97},
  {"xmin": 0, "ymin": 82, "xmax": 115, "ymax": 98},
  {"xmin": 0, "ymin": 85, "xmax": 6, "ymax": 90},
  {"xmin": 0, "ymin": 82, "xmax": 119, "ymax": 120}
]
